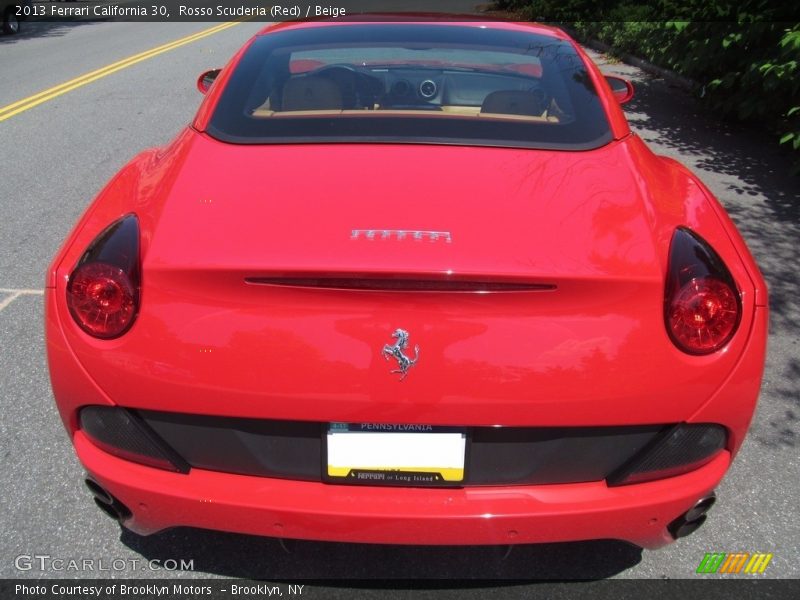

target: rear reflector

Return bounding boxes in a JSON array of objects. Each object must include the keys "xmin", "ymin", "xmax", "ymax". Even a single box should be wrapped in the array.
[
  {"xmin": 245, "ymin": 277, "xmax": 556, "ymax": 292},
  {"xmin": 79, "ymin": 406, "xmax": 190, "ymax": 473},
  {"xmin": 606, "ymin": 424, "xmax": 726, "ymax": 486}
]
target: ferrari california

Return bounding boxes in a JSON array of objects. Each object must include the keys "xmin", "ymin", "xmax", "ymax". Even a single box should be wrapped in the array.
[{"xmin": 46, "ymin": 17, "xmax": 768, "ymax": 550}]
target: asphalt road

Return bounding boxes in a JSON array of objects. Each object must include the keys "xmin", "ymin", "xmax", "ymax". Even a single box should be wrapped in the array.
[{"xmin": 0, "ymin": 6, "xmax": 798, "ymax": 589}]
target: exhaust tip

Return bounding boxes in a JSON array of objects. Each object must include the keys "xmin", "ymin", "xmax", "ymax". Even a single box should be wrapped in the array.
[
  {"xmin": 668, "ymin": 492, "xmax": 716, "ymax": 539},
  {"xmin": 685, "ymin": 493, "xmax": 716, "ymax": 522},
  {"xmin": 670, "ymin": 514, "xmax": 707, "ymax": 539},
  {"xmin": 94, "ymin": 497, "xmax": 122, "ymax": 520},
  {"xmin": 85, "ymin": 478, "xmax": 113, "ymax": 505},
  {"xmin": 85, "ymin": 478, "xmax": 131, "ymax": 522}
]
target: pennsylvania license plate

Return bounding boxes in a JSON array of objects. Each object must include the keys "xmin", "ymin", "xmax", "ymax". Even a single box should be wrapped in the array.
[{"xmin": 326, "ymin": 423, "xmax": 467, "ymax": 485}]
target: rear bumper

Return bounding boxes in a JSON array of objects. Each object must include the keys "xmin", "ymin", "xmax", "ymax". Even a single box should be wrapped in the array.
[
  {"xmin": 49, "ymin": 287, "xmax": 765, "ymax": 549},
  {"xmin": 77, "ymin": 432, "xmax": 729, "ymax": 549}
]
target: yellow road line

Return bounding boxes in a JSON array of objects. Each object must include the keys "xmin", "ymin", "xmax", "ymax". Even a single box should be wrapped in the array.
[{"xmin": 0, "ymin": 21, "xmax": 240, "ymax": 122}]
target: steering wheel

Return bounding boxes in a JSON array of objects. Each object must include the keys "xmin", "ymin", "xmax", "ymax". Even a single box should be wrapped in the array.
[
  {"xmin": 312, "ymin": 63, "xmax": 359, "ymax": 76},
  {"xmin": 311, "ymin": 64, "xmax": 382, "ymax": 109},
  {"xmin": 310, "ymin": 64, "xmax": 359, "ymax": 108}
]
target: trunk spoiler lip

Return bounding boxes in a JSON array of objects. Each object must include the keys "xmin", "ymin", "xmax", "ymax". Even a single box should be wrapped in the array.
[{"xmin": 244, "ymin": 276, "xmax": 558, "ymax": 293}]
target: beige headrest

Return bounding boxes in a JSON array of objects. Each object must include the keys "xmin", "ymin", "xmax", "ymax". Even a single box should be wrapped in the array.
[
  {"xmin": 480, "ymin": 90, "xmax": 544, "ymax": 116},
  {"xmin": 281, "ymin": 76, "xmax": 342, "ymax": 112}
]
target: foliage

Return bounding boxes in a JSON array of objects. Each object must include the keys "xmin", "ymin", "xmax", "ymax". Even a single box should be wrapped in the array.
[{"xmin": 495, "ymin": 1, "xmax": 800, "ymax": 170}]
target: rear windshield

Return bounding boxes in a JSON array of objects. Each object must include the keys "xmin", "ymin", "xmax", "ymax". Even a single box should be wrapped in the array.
[{"xmin": 207, "ymin": 24, "xmax": 612, "ymax": 150}]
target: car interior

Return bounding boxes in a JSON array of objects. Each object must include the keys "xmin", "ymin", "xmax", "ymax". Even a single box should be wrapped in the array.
[{"xmin": 248, "ymin": 59, "xmax": 569, "ymax": 123}]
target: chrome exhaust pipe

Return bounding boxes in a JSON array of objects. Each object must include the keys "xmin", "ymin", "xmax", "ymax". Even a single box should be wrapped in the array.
[
  {"xmin": 85, "ymin": 478, "xmax": 131, "ymax": 522},
  {"xmin": 85, "ymin": 478, "xmax": 113, "ymax": 505},
  {"xmin": 94, "ymin": 497, "xmax": 124, "ymax": 520},
  {"xmin": 685, "ymin": 493, "xmax": 717, "ymax": 522},
  {"xmin": 668, "ymin": 492, "xmax": 716, "ymax": 539},
  {"xmin": 670, "ymin": 514, "xmax": 707, "ymax": 539}
]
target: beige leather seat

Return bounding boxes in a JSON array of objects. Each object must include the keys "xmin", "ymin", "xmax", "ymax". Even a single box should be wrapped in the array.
[
  {"xmin": 281, "ymin": 76, "xmax": 342, "ymax": 111},
  {"xmin": 480, "ymin": 90, "xmax": 545, "ymax": 116}
]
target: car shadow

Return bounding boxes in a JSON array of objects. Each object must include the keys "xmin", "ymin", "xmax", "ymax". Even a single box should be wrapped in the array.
[{"xmin": 120, "ymin": 527, "xmax": 642, "ymax": 581}]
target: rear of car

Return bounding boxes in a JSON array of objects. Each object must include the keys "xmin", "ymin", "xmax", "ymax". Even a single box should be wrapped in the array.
[{"xmin": 46, "ymin": 20, "xmax": 767, "ymax": 549}]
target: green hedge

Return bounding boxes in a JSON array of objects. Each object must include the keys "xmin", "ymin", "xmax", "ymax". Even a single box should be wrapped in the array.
[{"xmin": 496, "ymin": 1, "xmax": 800, "ymax": 170}]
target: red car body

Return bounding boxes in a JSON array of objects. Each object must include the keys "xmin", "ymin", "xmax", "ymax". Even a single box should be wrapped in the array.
[{"xmin": 46, "ymin": 19, "xmax": 767, "ymax": 550}]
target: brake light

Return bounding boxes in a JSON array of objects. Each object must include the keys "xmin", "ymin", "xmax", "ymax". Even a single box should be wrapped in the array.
[
  {"xmin": 665, "ymin": 228, "xmax": 741, "ymax": 355},
  {"xmin": 67, "ymin": 215, "xmax": 140, "ymax": 339}
]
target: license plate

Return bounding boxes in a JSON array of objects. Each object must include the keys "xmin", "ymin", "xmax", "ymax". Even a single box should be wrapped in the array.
[{"xmin": 326, "ymin": 423, "xmax": 466, "ymax": 485}]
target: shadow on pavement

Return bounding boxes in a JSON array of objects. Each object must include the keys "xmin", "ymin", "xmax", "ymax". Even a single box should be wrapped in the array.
[
  {"xmin": 121, "ymin": 527, "xmax": 642, "ymax": 581},
  {"xmin": 605, "ymin": 68, "xmax": 800, "ymax": 330},
  {"xmin": 0, "ymin": 17, "xmax": 105, "ymax": 44}
]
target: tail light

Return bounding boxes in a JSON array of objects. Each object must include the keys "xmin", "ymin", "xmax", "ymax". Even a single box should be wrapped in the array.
[
  {"xmin": 664, "ymin": 227, "xmax": 741, "ymax": 355},
  {"xmin": 67, "ymin": 214, "xmax": 140, "ymax": 339}
]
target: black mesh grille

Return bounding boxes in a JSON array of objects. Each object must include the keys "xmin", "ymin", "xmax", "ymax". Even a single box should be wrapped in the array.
[
  {"xmin": 137, "ymin": 410, "xmax": 671, "ymax": 486},
  {"xmin": 81, "ymin": 407, "xmax": 725, "ymax": 486},
  {"xmin": 80, "ymin": 406, "xmax": 189, "ymax": 473},
  {"xmin": 607, "ymin": 424, "xmax": 727, "ymax": 486}
]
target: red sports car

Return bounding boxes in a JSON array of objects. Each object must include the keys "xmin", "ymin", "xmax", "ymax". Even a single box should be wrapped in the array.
[{"xmin": 46, "ymin": 18, "xmax": 768, "ymax": 550}]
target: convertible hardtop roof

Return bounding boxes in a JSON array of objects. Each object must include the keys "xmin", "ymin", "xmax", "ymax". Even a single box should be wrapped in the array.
[
  {"xmin": 197, "ymin": 15, "xmax": 630, "ymax": 144},
  {"xmin": 255, "ymin": 17, "xmax": 571, "ymax": 40}
]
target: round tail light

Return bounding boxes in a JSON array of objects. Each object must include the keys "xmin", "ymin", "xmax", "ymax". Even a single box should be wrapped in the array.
[
  {"xmin": 67, "ymin": 263, "xmax": 136, "ymax": 338},
  {"xmin": 665, "ymin": 228, "xmax": 741, "ymax": 355},
  {"xmin": 66, "ymin": 214, "xmax": 140, "ymax": 339},
  {"xmin": 667, "ymin": 277, "xmax": 739, "ymax": 354}
]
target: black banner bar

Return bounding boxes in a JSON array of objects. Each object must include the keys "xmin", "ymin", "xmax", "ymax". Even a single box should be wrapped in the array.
[
  {"xmin": 14, "ymin": 0, "xmax": 800, "ymax": 23},
  {"xmin": 2, "ymin": 579, "xmax": 800, "ymax": 600}
]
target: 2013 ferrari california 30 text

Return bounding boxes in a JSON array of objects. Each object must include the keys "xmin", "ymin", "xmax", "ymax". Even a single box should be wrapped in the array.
[{"xmin": 46, "ymin": 17, "xmax": 767, "ymax": 550}]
